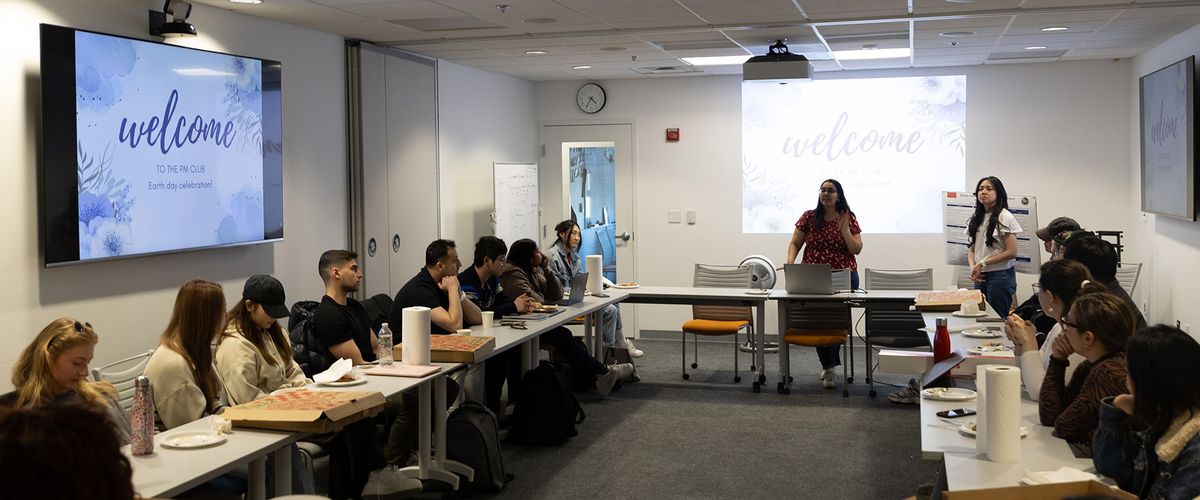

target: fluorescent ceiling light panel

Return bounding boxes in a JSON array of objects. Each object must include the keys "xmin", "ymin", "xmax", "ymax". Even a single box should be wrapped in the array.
[
  {"xmin": 229, "ymin": 0, "xmax": 262, "ymax": 4},
  {"xmin": 831, "ymin": 48, "xmax": 911, "ymax": 60},
  {"xmin": 1040, "ymin": 26, "xmax": 1069, "ymax": 32},
  {"xmin": 681, "ymin": 55, "xmax": 751, "ymax": 66},
  {"xmin": 572, "ymin": 65, "xmax": 592, "ymax": 69}
]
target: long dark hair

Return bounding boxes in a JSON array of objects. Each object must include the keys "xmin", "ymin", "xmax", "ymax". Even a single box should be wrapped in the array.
[
  {"xmin": 554, "ymin": 219, "xmax": 580, "ymax": 250},
  {"xmin": 223, "ymin": 299, "xmax": 293, "ymax": 367},
  {"xmin": 813, "ymin": 179, "xmax": 852, "ymax": 230},
  {"xmin": 0, "ymin": 404, "xmax": 134, "ymax": 500},
  {"xmin": 1126, "ymin": 325, "xmax": 1200, "ymax": 433},
  {"xmin": 161, "ymin": 279, "xmax": 226, "ymax": 413},
  {"xmin": 966, "ymin": 176, "xmax": 1009, "ymax": 248},
  {"xmin": 1037, "ymin": 260, "xmax": 1093, "ymax": 315},
  {"xmin": 507, "ymin": 239, "xmax": 539, "ymax": 279}
]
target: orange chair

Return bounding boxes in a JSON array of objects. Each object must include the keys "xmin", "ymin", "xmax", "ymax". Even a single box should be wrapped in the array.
[
  {"xmin": 778, "ymin": 300, "xmax": 851, "ymax": 396},
  {"xmin": 680, "ymin": 264, "xmax": 753, "ymax": 383}
]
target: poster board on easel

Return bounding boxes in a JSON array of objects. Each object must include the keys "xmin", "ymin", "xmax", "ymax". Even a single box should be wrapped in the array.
[
  {"xmin": 492, "ymin": 162, "xmax": 539, "ymax": 244},
  {"xmin": 943, "ymin": 191, "xmax": 1041, "ymax": 274}
]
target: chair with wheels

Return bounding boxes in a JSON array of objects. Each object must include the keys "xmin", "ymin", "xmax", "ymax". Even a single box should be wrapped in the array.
[
  {"xmin": 862, "ymin": 268, "xmax": 934, "ymax": 397},
  {"xmin": 680, "ymin": 264, "xmax": 753, "ymax": 383},
  {"xmin": 90, "ymin": 348, "xmax": 155, "ymax": 412}
]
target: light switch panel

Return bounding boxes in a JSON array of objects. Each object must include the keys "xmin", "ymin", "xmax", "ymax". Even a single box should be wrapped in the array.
[
  {"xmin": 686, "ymin": 209, "xmax": 696, "ymax": 225},
  {"xmin": 667, "ymin": 210, "xmax": 682, "ymax": 224}
]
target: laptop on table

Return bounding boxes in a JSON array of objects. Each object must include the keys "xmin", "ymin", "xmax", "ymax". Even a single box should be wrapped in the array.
[
  {"xmin": 554, "ymin": 272, "xmax": 589, "ymax": 306},
  {"xmin": 783, "ymin": 263, "xmax": 835, "ymax": 295}
]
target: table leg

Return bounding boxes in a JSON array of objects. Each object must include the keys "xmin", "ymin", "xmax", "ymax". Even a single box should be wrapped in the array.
[
  {"xmin": 847, "ymin": 305, "xmax": 855, "ymax": 384},
  {"xmin": 273, "ymin": 445, "xmax": 291, "ymax": 496},
  {"xmin": 399, "ymin": 376, "xmax": 473, "ymax": 490},
  {"xmin": 755, "ymin": 302, "xmax": 766, "ymax": 388},
  {"xmin": 248, "ymin": 457, "xmax": 266, "ymax": 500},
  {"xmin": 778, "ymin": 300, "xmax": 790, "ymax": 394}
]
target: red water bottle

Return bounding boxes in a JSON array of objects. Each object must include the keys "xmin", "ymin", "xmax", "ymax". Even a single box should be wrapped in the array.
[{"xmin": 933, "ymin": 317, "xmax": 951, "ymax": 362}]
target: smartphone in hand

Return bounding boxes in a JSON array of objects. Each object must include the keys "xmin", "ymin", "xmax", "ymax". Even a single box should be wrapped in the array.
[{"xmin": 936, "ymin": 408, "xmax": 977, "ymax": 418}]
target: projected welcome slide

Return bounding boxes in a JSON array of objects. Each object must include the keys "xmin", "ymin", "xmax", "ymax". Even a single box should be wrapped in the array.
[
  {"xmin": 742, "ymin": 75, "xmax": 966, "ymax": 234},
  {"xmin": 74, "ymin": 31, "xmax": 267, "ymax": 260}
]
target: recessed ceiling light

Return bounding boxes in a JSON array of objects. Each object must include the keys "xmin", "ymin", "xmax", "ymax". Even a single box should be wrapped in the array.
[
  {"xmin": 524, "ymin": 50, "xmax": 548, "ymax": 55},
  {"xmin": 862, "ymin": 44, "xmax": 878, "ymax": 50},
  {"xmin": 600, "ymin": 47, "xmax": 628, "ymax": 52},
  {"xmin": 523, "ymin": 17, "xmax": 558, "ymax": 24},
  {"xmin": 680, "ymin": 55, "xmax": 752, "ymax": 66},
  {"xmin": 945, "ymin": 0, "xmax": 976, "ymax": 3},
  {"xmin": 831, "ymin": 47, "xmax": 911, "ymax": 60},
  {"xmin": 229, "ymin": 0, "xmax": 262, "ymax": 4},
  {"xmin": 939, "ymin": 31, "xmax": 976, "ymax": 38},
  {"xmin": 1024, "ymin": 45, "xmax": 1047, "ymax": 50},
  {"xmin": 1041, "ymin": 26, "xmax": 1069, "ymax": 32},
  {"xmin": 572, "ymin": 65, "xmax": 592, "ymax": 70}
]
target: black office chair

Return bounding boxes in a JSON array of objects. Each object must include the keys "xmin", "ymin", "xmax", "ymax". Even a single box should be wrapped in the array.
[{"xmin": 863, "ymin": 268, "xmax": 933, "ymax": 398}]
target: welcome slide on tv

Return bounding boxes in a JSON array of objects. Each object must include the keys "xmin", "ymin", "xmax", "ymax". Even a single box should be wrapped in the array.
[
  {"xmin": 742, "ymin": 75, "xmax": 966, "ymax": 234},
  {"xmin": 74, "ymin": 31, "xmax": 266, "ymax": 260}
]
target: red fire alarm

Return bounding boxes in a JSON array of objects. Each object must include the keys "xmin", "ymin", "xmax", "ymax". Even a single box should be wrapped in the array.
[{"xmin": 666, "ymin": 128, "xmax": 680, "ymax": 142}]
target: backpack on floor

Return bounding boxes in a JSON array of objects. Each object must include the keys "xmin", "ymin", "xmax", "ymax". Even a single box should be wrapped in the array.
[
  {"xmin": 446, "ymin": 401, "xmax": 512, "ymax": 494},
  {"xmin": 511, "ymin": 360, "xmax": 585, "ymax": 446}
]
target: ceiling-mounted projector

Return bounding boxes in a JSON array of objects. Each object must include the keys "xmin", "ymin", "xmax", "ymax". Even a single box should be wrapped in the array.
[{"xmin": 743, "ymin": 40, "xmax": 812, "ymax": 82}]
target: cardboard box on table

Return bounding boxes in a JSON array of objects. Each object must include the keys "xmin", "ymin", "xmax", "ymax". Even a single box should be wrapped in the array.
[
  {"xmin": 915, "ymin": 290, "xmax": 986, "ymax": 312},
  {"xmin": 221, "ymin": 390, "xmax": 385, "ymax": 433},
  {"xmin": 394, "ymin": 335, "xmax": 495, "ymax": 364},
  {"xmin": 942, "ymin": 480, "xmax": 1135, "ymax": 500}
]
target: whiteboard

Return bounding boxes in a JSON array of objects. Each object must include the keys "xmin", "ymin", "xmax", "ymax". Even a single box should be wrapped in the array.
[{"xmin": 493, "ymin": 163, "xmax": 539, "ymax": 244}]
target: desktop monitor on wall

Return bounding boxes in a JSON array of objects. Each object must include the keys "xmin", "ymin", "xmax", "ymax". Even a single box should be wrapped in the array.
[
  {"xmin": 39, "ymin": 24, "xmax": 284, "ymax": 266},
  {"xmin": 1140, "ymin": 55, "xmax": 1196, "ymax": 221}
]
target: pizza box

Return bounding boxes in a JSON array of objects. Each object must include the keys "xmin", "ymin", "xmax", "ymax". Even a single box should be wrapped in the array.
[
  {"xmin": 943, "ymin": 480, "xmax": 1134, "ymax": 500},
  {"xmin": 221, "ymin": 390, "xmax": 385, "ymax": 433},
  {"xmin": 395, "ymin": 335, "xmax": 495, "ymax": 364},
  {"xmin": 915, "ymin": 290, "xmax": 986, "ymax": 312}
]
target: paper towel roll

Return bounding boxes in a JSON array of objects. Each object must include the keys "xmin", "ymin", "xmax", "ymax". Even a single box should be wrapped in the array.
[
  {"xmin": 984, "ymin": 365, "xmax": 1022, "ymax": 463},
  {"xmin": 975, "ymin": 364, "xmax": 990, "ymax": 455},
  {"xmin": 586, "ymin": 255, "xmax": 603, "ymax": 295},
  {"xmin": 401, "ymin": 306, "xmax": 431, "ymax": 366}
]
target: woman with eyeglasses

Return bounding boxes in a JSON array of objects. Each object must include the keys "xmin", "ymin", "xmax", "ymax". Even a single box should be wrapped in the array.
[
  {"xmin": 785, "ymin": 179, "xmax": 863, "ymax": 389},
  {"xmin": 1093, "ymin": 325, "xmax": 1200, "ymax": 499},
  {"xmin": 966, "ymin": 176, "xmax": 1022, "ymax": 316},
  {"xmin": 1004, "ymin": 259, "xmax": 1092, "ymax": 400},
  {"xmin": 0, "ymin": 318, "xmax": 132, "ymax": 445},
  {"xmin": 1038, "ymin": 286, "xmax": 1134, "ymax": 453}
]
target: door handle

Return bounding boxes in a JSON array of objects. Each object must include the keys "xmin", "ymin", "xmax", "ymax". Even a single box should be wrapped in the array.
[
  {"xmin": 618, "ymin": 231, "xmax": 631, "ymax": 242},
  {"xmin": 392, "ymin": 234, "xmax": 400, "ymax": 253}
]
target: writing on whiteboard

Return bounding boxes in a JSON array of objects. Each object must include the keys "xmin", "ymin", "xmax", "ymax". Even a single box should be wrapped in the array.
[{"xmin": 493, "ymin": 163, "xmax": 539, "ymax": 244}]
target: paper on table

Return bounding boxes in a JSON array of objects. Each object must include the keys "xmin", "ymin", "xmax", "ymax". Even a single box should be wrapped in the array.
[
  {"xmin": 586, "ymin": 255, "xmax": 603, "ymax": 295},
  {"xmin": 1021, "ymin": 466, "xmax": 1098, "ymax": 485},
  {"xmin": 313, "ymin": 358, "xmax": 353, "ymax": 384}
]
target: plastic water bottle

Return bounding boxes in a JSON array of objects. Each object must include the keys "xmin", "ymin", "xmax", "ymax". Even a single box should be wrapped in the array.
[
  {"xmin": 131, "ymin": 375, "xmax": 155, "ymax": 456},
  {"xmin": 377, "ymin": 323, "xmax": 394, "ymax": 366}
]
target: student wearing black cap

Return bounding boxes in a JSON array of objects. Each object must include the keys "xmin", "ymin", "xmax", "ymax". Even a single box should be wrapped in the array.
[
  {"xmin": 1013, "ymin": 216, "xmax": 1084, "ymax": 335},
  {"xmin": 216, "ymin": 274, "xmax": 308, "ymax": 405}
]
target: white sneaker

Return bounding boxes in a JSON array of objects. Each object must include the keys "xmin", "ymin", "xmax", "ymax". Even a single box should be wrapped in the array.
[
  {"xmin": 623, "ymin": 337, "xmax": 645, "ymax": 358},
  {"xmin": 362, "ymin": 464, "xmax": 422, "ymax": 500},
  {"xmin": 610, "ymin": 362, "xmax": 635, "ymax": 382},
  {"xmin": 596, "ymin": 368, "xmax": 619, "ymax": 398},
  {"xmin": 821, "ymin": 368, "xmax": 837, "ymax": 389}
]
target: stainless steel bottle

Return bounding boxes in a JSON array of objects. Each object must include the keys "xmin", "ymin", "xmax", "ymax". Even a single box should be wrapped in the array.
[{"xmin": 130, "ymin": 375, "xmax": 155, "ymax": 455}]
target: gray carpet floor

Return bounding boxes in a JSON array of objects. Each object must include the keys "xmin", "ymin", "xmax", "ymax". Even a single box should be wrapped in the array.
[{"xmin": 465, "ymin": 338, "xmax": 941, "ymax": 499}]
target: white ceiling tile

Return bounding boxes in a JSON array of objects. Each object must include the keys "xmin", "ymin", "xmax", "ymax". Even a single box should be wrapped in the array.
[
  {"xmin": 334, "ymin": 1, "xmax": 467, "ymax": 19},
  {"xmin": 912, "ymin": 0, "xmax": 1023, "ymax": 15},
  {"xmin": 681, "ymin": 0, "xmax": 804, "ymax": 23},
  {"xmin": 1112, "ymin": 5, "xmax": 1200, "ymax": 19},
  {"xmin": 795, "ymin": 0, "xmax": 909, "ymax": 18},
  {"xmin": 913, "ymin": 54, "xmax": 988, "ymax": 66},
  {"xmin": 1062, "ymin": 47, "xmax": 1147, "ymax": 58},
  {"xmin": 817, "ymin": 22, "xmax": 909, "ymax": 37},
  {"xmin": 1011, "ymin": 10, "xmax": 1121, "ymax": 25},
  {"xmin": 915, "ymin": 18, "xmax": 1014, "ymax": 31},
  {"xmin": 914, "ymin": 37, "xmax": 997, "ymax": 50}
]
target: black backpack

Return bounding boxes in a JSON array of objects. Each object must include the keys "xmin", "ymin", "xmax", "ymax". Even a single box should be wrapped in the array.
[
  {"xmin": 359, "ymin": 293, "xmax": 394, "ymax": 334},
  {"xmin": 511, "ymin": 361, "xmax": 585, "ymax": 446},
  {"xmin": 287, "ymin": 300, "xmax": 332, "ymax": 378},
  {"xmin": 446, "ymin": 401, "xmax": 513, "ymax": 494}
]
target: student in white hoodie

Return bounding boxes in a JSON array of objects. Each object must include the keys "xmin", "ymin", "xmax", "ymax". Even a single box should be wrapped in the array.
[{"xmin": 1004, "ymin": 259, "xmax": 1091, "ymax": 401}]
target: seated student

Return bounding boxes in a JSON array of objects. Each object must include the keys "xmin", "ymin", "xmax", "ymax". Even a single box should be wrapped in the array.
[
  {"xmin": 0, "ymin": 405, "xmax": 134, "ymax": 500},
  {"xmin": 388, "ymin": 239, "xmax": 479, "ymax": 335},
  {"xmin": 544, "ymin": 219, "xmax": 643, "ymax": 358},
  {"xmin": 1062, "ymin": 233, "xmax": 1148, "ymax": 331},
  {"xmin": 1038, "ymin": 287, "xmax": 1134, "ymax": 452},
  {"xmin": 1005, "ymin": 260, "xmax": 1091, "ymax": 400},
  {"xmin": 0, "ymin": 318, "xmax": 131, "ymax": 445},
  {"xmin": 216, "ymin": 274, "xmax": 396, "ymax": 500},
  {"xmin": 500, "ymin": 238, "xmax": 633, "ymax": 397},
  {"xmin": 1094, "ymin": 325, "xmax": 1200, "ymax": 499},
  {"xmin": 1014, "ymin": 217, "xmax": 1082, "ymax": 334},
  {"xmin": 459, "ymin": 236, "xmax": 536, "ymax": 415}
]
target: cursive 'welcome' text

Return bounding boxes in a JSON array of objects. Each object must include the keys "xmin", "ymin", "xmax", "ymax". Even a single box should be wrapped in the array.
[
  {"xmin": 781, "ymin": 112, "xmax": 925, "ymax": 161},
  {"xmin": 117, "ymin": 89, "xmax": 236, "ymax": 154}
]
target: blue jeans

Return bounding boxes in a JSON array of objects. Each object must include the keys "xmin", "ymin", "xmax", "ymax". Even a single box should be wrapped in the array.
[
  {"xmin": 817, "ymin": 270, "xmax": 859, "ymax": 369},
  {"xmin": 976, "ymin": 267, "xmax": 1017, "ymax": 317},
  {"xmin": 600, "ymin": 304, "xmax": 622, "ymax": 347}
]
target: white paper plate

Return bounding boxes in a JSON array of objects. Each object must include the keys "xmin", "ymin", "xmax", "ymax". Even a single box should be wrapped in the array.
[
  {"xmin": 611, "ymin": 284, "xmax": 640, "ymax": 289},
  {"xmin": 921, "ymin": 387, "xmax": 977, "ymax": 401},
  {"xmin": 968, "ymin": 344, "xmax": 1012, "ymax": 355},
  {"xmin": 744, "ymin": 289, "xmax": 771, "ymax": 295},
  {"xmin": 319, "ymin": 377, "xmax": 367, "ymax": 387},
  {"xmin": 959, "ymin": 423, "xmax": 1029, "ymax": 438},
  {"xmin": 952, "ymin": 311, "xmax": 988, "ymax": 318},
  {"xmin": 160, "ymin": 430, "xmax": 227, "ymax": 449},
  {"xmin": 962, "ymin": 328, "xmax": 1003, "ymax": 338}
]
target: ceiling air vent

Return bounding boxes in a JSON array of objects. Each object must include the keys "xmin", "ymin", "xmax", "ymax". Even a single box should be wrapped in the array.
[
  {"xmin": 986, "ymin": 49, "xmax": 1068, "ymax": 62},
  {"xmin": 387, "ymin": 17, "xmax": 503, "ymax": 32},
  {"xmin": 629, "ymin": 66, "xmax": 702, "ymax": 75}
]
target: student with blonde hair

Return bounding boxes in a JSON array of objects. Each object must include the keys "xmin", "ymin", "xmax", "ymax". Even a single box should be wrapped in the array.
[{"xmin": 0, "ymin": 318, "xmax": 131, "ymax": 444}]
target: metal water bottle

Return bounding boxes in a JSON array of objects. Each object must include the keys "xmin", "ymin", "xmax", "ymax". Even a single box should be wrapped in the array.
[
  {"xmin": 933, "ymin": 317, "xmax": 951, "ymax": 363},
  {"xmin": 378, "ymin": 322, "xmax": 394, "ymax": 366},
  {"xmin": 130, "ymin": 375, "xmax": 155, "ymax": 455}
]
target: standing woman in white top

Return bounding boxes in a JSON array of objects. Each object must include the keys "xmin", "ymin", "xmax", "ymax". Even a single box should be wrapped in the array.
[
  {"xmin": 1004, "ymin": 259, "xmax": 1092, "ymax": 400},
  {"xmin": 966, "ymin": 176, "xmax": 1023, "ymax": 316}
]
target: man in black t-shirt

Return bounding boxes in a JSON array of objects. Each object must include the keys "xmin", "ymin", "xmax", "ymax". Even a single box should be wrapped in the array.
[
  {"xmin": 311, "ymin": 249, "xmax": 378, "ymax": 364},
  {"xmin": 388, "ymin": 239, "xmax": 481, "ymax": 338}
]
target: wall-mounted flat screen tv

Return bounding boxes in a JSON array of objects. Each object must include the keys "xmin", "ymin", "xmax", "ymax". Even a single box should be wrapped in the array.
[
  {"xmin": 40, "ymin": 24, "xmax": 283, "ymax": 266},
  {"xmin": 1140, "ymin": 55, "xmax": 1195, "ymax": 221}
]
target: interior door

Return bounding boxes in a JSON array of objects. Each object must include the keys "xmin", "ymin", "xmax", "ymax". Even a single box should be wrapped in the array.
[{"xmin": 540, "ymin": 123, "xmax": 637, "ymax": 336}]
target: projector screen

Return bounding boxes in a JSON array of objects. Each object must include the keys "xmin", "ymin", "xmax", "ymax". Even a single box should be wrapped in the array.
[
  {"xmin": 742, "ymin": 75, "xmax": 966, "ymax": 233},
  {"xmin": 40, "ymin": 25, "xmax": 283, "ymax": 265}
]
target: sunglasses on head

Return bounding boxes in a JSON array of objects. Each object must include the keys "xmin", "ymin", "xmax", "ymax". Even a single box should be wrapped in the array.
[{"xmin": 74, "ymin": 321, "xmax": 92, "ymax": 332}]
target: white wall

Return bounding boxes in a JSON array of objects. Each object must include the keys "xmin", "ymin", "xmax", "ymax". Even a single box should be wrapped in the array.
[
  {"xmin": 535, "ymin": 60, "xmax": 1133, "ymax": 333},
  {"xmin": 438, "ymin": 61, "xmax": 538, "ymax": 250},
  {"xmin": 0, "ymin": 0, "xmax": 347, "ymax": 389},
  {"xmin": 1130, "ymin": 24, "xmax": 1200, "ymax": 333}
]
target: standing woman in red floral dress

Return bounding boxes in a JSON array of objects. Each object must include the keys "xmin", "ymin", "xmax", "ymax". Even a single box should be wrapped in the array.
[{"xmin": 785, "ymin": 179, "xmax": 864, "ymax": 389}]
